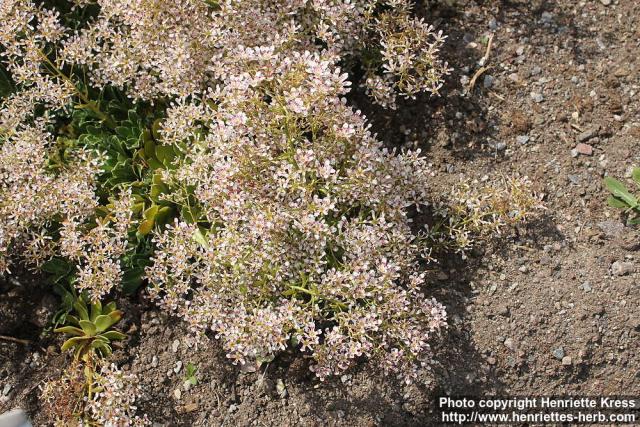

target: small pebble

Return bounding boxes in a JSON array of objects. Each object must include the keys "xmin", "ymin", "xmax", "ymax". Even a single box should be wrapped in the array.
[
  {"xmin": 2, "ymin": 384, "xmax": 12, "ymax": 396},
  {"xmin": 612, "ymin": 261, "xmax": 634, "ymax": 276},
  {"xmin": 577, "ymin": 127, "xmax": 599, "ymax": 143},
  {"xmin": 530, "ymin": 92, "xmax": 544, "ymax": 103},
  {"xmin": 562, "ymin": 356, "xmax": 573, "ymax": 366},
  {"xmin": 574, "ymin": 143, "xmax": 593, "ymax": 156},
  {"xmin": 516, "ymin": 135, "xmax": 530, "ymax": 145},
  {"xmin": 552, "ymin": 347, "xmax": 565, "ymax": 360},
  {"xmin": 172, "ymin": 339, "xmax": 180, "ymax": 353},
  {"xmin": 483, "ymin": 74, "xmax": 495, "ymax": 89},
  {"xmin": 504, "ymin": 338, "xmax": 516, "ymax": 351},
  {"xmin": 174, "ymin": 361, "xmax": 183, "ymax": 374}
]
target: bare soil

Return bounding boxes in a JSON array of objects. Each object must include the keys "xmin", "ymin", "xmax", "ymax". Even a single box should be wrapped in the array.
[{"xmin": 2, "ymin": 0, "xmax": 640, "ymax": 425}]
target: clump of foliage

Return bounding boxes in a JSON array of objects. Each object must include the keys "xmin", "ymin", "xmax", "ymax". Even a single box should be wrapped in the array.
[
  {"xmin": 184, "ymin": 362, "xmax": 198, "ymax": 387},
  {"xmin": 426, "ymin": 177, "xmax": 540, "ymax": 257},
  {"xmin": 1, "ymin": 4, "xmax": 535, "ymax": 421},
  {"xmin": 41, "ymin": 292, "xmax": 143, "ymax": 425},
  {"xmin": 604, "ymin": 167, "xmax": 640, "ymax": 225},
  {"xmin": 54, "ymin": 297, "xmax": 126, "ymax": 360}
]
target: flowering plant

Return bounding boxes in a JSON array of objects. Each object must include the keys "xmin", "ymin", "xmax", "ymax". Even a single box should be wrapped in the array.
[{"xmin": 1, "ymin": 5, "xmax": 535, "ymax": 424}]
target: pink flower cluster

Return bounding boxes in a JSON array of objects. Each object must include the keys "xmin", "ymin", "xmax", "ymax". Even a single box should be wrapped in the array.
[
  {"xmin": 145, "ymin": 51, "xmax": 447, "ymax": 380},
  {"xmin": 0, "ymin": 0, "xmax": 453, "ymax": 381}
]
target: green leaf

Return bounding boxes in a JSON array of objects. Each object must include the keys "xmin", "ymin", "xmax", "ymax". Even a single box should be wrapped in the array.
[
  {"xmin": 143, "ymin": 132, "xmax": 156, "ymax": 159},
  {"xmin": 90, "ymin": 301, "xmax": 102, "ymax": 322},
  {"xmin": 116, "ymin": 126, "xmax": 135, "ymax": 140},
  {"xmin": 192, "ymin": 228, "xmax": 209, "ymax": 249},
  {"xmin": 155, "ymin": 144, "xmax": 176, "ymax": 166},
  {"xmin": 147, "ymin": 157, "xmax": 164, "ymax": 170},
  {"xmin": 632, "ymin": 167, "xmax": 640, "ymax": 187},
  {"xmin": 73, "ymin": 299, "xmax": 90, "ymax": 321},
  {"xmin": 108, "ymin": 310, "xmax": 123, "ymax": 324},
  {"xmin": 54, "ymin": 326, "xmax": 85, "ymax": 336},
  {"xmin": 122, "ymin": 266, "xmax": 146, "ymax": 294},
  {"xmin": 101, "ymin": 330, "xmax": 127, "ymax": 341},
  {"xmin": 66, "ymin": 315, "xmax": 81, "ymax": 327},
  {"xmin": 90, "ymin": 340, "xmax": 108, "ymax": 350},
  {"xmin": 603, "ymin": 177, "xmax": 637, "ymax": 207},
  {"xmin": 128, "ymin": 109, "xmax": 140, "ymax": 123},
  {"xmin": 138, "ymin": 218, "xmax": 154, "ymax": 235},
  {"xmin": 61, "ymin": 336, "xmax": 91, "ymax": 352},
  {"xmin": 79, "ymin": 320, "xmax": 97, "ymax": 336},
  {"xmin": 151, "ymin": 118, "xmax": 163, "ymax": 141},
  {"xmin": 155, "ymin": 206, "xmax": 173, "ymax": 226},
  {"xmin": 607, "ymin": 196, "xmax": 630, "ymax": 209},
  {"xmin": 143, "ymin": 204, "xmax": 159, "ymax": 220},
  {"xmin": 98, "ymin": 344, "xmax": 112, "ymax": 357},
  {"xmin": 42, "ymin": 258, "xmax": 72, "ymax": 279},
  {"xmin": 94, "ymin": 314, "xmax": 116, "ymax": 332},
  {"xmin": 103, "ymin": 302, "xmax": 117, "ymax": 315},
  {"xmin": 150, "ymin": 173, "xmax": 170, "ymax": 199}
]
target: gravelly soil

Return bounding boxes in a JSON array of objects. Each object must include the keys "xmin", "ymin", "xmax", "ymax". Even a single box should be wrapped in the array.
[{"xmin": 2, "ymin": 0, "xmax": 639, "ymax": 425}]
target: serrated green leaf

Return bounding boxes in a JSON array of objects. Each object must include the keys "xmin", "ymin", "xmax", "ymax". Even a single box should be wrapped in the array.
[
  {"xmin": 128, "ymin": 109, "xmax": 140, "ymax": 123},
  {"xmin": 116, "ymin": 126, "xmax": 134, "ymax": 140},
  {"xmin": 603, "ymin": 177, "xmax": 637, "ymax": 207}
]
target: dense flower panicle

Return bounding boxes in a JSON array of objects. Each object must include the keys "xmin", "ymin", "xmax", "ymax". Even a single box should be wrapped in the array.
[
  {"xmin": 144, "ymin": 51, "xmax": 447, "ymax": 380},
  {"xmin": 59, "ymin": 190, "xmax": 134, "ymax": 301},
  {"xmin": 1, "ymin": 0, "xmax": 447, "ymax": 104},
  {"xmin": 0, "ymin": 0, "xmax": 456, "ymax": 382},
  {"xmin": 87, "ymin": 363, "xmax": 150, "ymax": 427},
  {"xmin": 0, "ymin": 122, "xmax": 100, "ymax": 273}
]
